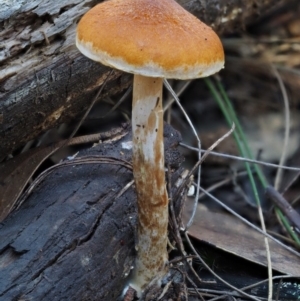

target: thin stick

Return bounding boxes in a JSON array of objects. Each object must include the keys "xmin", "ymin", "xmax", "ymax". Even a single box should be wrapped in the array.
[
  {"xmin": 266, "ymin": 186, "xmax": 300, "ymax": 231},
  {"xmin": 262, "ymin": 219, "xmax": 273, "ymax": 301},
  {"xmin": 179, "ymin": 144, "xmax": 300, "ymax": 172},
  {"xmin": 201, "ymin": 123, "xmax": 235, "ymax": 163},
  {"xmin": 69, "ymin": 70, "xmax": 114, "ymax": 139},
  {"xmin": 207, "ymin": 274, "xmax": 300, "ymax": 301},
  {"xmin": 209, "ymin": 78, "xmax": 273, "ymax": 299},
  {"xmin": 268, "ymin": 66, "xmax": 291, "ymax": 300},
  {"xmin": 167, "ymin": 165, "xmax": 185, "ymax": 255},
  {"xmin": 272, "ymin": 65, "xmax": 290, "ymax": 190},
  {"xmin": 164, "ymin": 81, "xmax": 191, "ymax": 124},
  {"xmin": 184, "ymin": 232, "xmax": 261, "ymax": 301},
  {"xmin": 99, "ymin": 85, "xmax": 132, "ymax": 118},
  {"xmin": 163, "ymin": 80, "xmax": 192, "ymax": 112},
  {"xmin": 185, "ymin": 125, "xmax": 235, "ymax": 230},
  {"xmin": 196, "ymin": 185, "xmax": 300, "ymax": 257},
  {"xmin": 167, "ymin": 165, "xmax": 207, "ymax": 296},
  {"xmin": 164, "ymin": 79, "xmax": 201, "ymax": 230}
]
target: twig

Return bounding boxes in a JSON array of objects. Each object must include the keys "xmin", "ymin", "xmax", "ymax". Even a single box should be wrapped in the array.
[
  {"xmin": 19, "ymin": 156, "xmax": 132, "ymax": 205},
  {"xmin": 201, "ymin": 123, "xmax": 235, "ymax": 164},
  {"xmin": 69, "ymin": 70, "xmax": 114, "ymax": 139},
  {"xmin": 262, "ymin": 219, "xmax": 273, "ymax": 301},
  {"xmin": 271, "ymin": 65, "xmax": 290, "ymax": 190},
  {"xmin": 173, "ymin": 266, "xmax": 205, "ymax": 301},
  {"xmin": 184, "ymin": 231, "xmax": 261, "ymax": 301},
  {"xmin": 167, "ymin": 165, "xmax": 207, "ymax": 296},
  {"xmin": 179, "ymin": 144, "xmax": 300, "ymax": 172},
  {"xmin": 207, "ymin": 274, "xmax": 300, "ymax": 301},
  {"xmin": 167, "ymin": 165, "xmax": 186, "ymax": 254},
  {"xmin": 164, "ymin": 81, "xmax": 191, "ymax": 124},
  {"xmin": 164, "ymin": 79, "xmax": 202, "ymax": 231},
  {"xmin": 196, "ymin": 185, "xmax": 300, "ymax": 258},
  {"xmin": 266, "ymin": 186, "xmax": 300, "ymax": 231},
  {"xmin": 163, "ymin": 80, "xmax": 192, "ymax": 112},
  {"xmin": 185, "ymin": 123, "xmax": 235, "ymax": 230},
  {"xmin": 99, "ymin": 85, "xmax": 132, "ymax": 118}
]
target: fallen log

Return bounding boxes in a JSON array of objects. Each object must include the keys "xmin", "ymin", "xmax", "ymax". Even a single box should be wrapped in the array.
[
  {"xmin": 0, "ymin": 123, "xmax": 187, "ymax": 301},
  {"xmin": 0, "ymin": 0, "xmax": 292, "ymax": 159}
]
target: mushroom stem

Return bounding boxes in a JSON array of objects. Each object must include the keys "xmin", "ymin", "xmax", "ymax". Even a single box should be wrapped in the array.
[{"xmin": 130, "ymin": 74, "xmax": 169, "ymax": 293}]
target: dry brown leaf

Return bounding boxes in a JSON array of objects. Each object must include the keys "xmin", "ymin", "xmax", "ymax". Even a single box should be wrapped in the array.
[
  {"xmin": 0, "ymin": 145, "xmax": 60, "ymax": 222},
  {"xmin": 183, "ymin": 200, "xmax": 300, "ymax": 276},
  {"xmin": 0, "ymin": 128, "xmax": 128, "ymax": 222}
]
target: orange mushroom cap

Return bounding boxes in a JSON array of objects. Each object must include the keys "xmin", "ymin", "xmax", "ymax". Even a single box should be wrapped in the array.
[{"xmin": 76, "ymin": 0, "xmax": 224, "ymax": 79}]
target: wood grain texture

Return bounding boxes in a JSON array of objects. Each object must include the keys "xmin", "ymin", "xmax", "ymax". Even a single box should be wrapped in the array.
[{"xmin": 0, "ymin": 123, "xmax": 185, "ymax": 301}]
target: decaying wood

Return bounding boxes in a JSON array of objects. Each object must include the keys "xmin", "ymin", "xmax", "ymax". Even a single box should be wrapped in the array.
[
  {"xmin": 0, "ymin": 0, "xmax": 293, "ymax": 159},
  {"xmin": 0, "ymin": 126, "xmax": 129, "ymax": 223},
  {"xmin": 0, "ymin": 124, "xmax": 187, "ymax": 301}
]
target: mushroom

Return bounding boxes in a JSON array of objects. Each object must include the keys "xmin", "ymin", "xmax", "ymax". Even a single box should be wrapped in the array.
[{"xmin": 76, "ymin": 0, "xmax": 224, "ymax": 296}]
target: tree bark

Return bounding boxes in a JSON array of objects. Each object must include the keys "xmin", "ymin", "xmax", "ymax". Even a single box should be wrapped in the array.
[
  {"xmin": 0, "ymin": 123, "xmax": 186, "ymax": 301},
  {"xmin": 0, "ymin": 0, "xmax": 293, "ymax": 159}
]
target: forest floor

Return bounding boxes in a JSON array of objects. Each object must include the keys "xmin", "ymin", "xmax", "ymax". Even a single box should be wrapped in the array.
[{"xmin": 1, "ymin": 1, "xmax": 300, "ymax": 300}]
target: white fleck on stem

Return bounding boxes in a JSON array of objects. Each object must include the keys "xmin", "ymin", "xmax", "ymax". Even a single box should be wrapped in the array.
[{"xmin": 130, "ymin": 74, "xmax": 168, "ymax": 294}]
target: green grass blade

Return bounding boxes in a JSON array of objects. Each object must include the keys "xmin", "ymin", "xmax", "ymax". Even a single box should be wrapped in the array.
[{"xmin": 204, "ymin": 77, "xmax": 300, "ymax": 246}]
